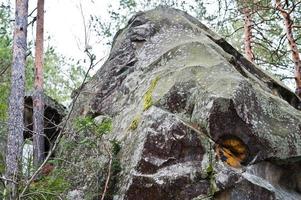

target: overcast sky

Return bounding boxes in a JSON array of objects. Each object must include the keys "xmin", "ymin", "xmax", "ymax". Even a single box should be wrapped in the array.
[
  {"xmin": 43, "ymin": 0, "xmax": 112, "ymax": 71},
  {"xmin": 43, "ymin": 0, "xmax": 111, "ymax": 58},
  {"xmin": 4, "ymin": 0, "xmax": 114, "ymax": 71}
]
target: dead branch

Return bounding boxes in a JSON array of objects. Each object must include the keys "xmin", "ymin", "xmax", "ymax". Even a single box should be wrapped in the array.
[
  {"xmin": 101, "ymin": 144, "xmax": 112, "ymax": 200},
  {"xmin": 0, "ymin": 176, "xmax": 18, "ymax": 184}
]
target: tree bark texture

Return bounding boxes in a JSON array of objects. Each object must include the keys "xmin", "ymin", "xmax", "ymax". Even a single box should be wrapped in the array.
[
  {"xmin": 33, "ymin": 0, "xmax": 45, "ymax": 168},
  {"xmin": 242, "ymin": 1, "xmax": 254, "ymax": 62},
  {"xmin": 5, "ymin": 0, "xmax": 28, "ymax": 199},
  {"xmin": 276, "ymin": 0, "xmax": 301, "ymax": 98}
]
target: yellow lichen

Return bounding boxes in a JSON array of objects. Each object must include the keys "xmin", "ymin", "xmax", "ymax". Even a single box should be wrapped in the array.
[
  {"xmin": 129, "ymin": 116, "xmax": 141, "ymax": 131},
  {"xmin": 143, "ymin": 77, "xmax": 160, "ymax": 111}
]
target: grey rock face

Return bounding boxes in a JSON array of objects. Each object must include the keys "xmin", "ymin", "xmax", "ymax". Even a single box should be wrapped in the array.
[
  {"xmin": 67, "ymin": 189, "xmax": 84, "ymax": 200},
  {"xmin": 62, "ymin": 7, "xmax": 301, "ymax": 200}
]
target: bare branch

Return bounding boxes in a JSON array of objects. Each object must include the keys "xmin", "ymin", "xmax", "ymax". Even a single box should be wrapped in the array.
[
  {"xmin": 293, "ymin": 25, "xmax": 301, "ymax": 29},
  {"xmin": 100, "ymin": 144, "xmax": 112, "ymax": 200},
  {"xmin": 28, "ymin": 7, "xmax": 37, "ymax": 18},
  {"xmin": 280, "ymin": 76, "xmax": 295, "ymax": 81},
  {"xmin": 0, "ymin": 65, "xmax": 10, "ymax": 77},
  {"xmin": 0, "ymin": 176, "xmax": 18, "ymax": 184}
]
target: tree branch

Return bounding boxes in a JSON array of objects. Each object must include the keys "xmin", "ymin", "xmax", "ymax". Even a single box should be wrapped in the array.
[
  {"xmin": 100, "ymin": 144, "xmax": 112, "ymax": 200},
  {"xmin": 0, "ymin": 176, "xmax": 17, "ymax": 184}
]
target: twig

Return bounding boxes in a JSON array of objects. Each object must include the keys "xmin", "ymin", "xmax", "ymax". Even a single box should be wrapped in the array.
[
  {"xmin": 101, "ymin": 144, "xmax": 112, "ymax": 200},
  {"xmin": 0, "ymin": 65, "xmax": 10, "ymax": 77},
  {"xmin": 293, "ymin": 25, "xmax": 301, "ymax": 29},
  {"xmin": 0, "ymin": 176, "xmax": 17, "ymax": 184},
  {"xmin": 280, "ymin": 76, "xmax": 294, "ymax": 81},
  {"xmin": 28, "ymin": 7, "xmax": 37, "ymax": 18}
]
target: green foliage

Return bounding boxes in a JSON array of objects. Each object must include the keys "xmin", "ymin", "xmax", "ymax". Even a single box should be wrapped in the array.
[
  {"xmin": 206, "ymin": 164, "xmax": 213, "ymax": 177},
  {"xmin": 58, "ymin": 136, "xmax": 76, "ymax": 152},
  {"xmin": 110, "ymin": 139, "xmax": 121, "ymax": 156},
  {"xmin": 206, "ymin": 144, "xmax": 217, "ymax": 196},
  {"xmin": 205, "ymin": 162, "xmax": 217, "ymax": 196},
  {"xmin": 74, "ymin": 114, "xmax": 114, "ymax": 149},
  {"xmin": 78, "ymin": 138, "xmax": 97, "ymax": 148},
  {"xmin": 96, "ymin": 118, "xmax": 113, "ymax": 135},
  {"xmin": 111, "ymin": 159, "xmax": 121, "ymax": 177},
  {"xmin": 25, "ymin": 169, "xmax": 70, "ymax": 200},
  {"xmin": 75, "ymin": 116, "xmax": 95, "ymax": 132},
  {"xmin": 0, "ymin": 3, "xmax": 12, "ymax": 122},
  {"xmin": 143, "ymin": 77, "xmax": 159, "ymax": 111},
  {"xmin": 0, "ymin": 3, "xmax": 11, "ymax": 153},
  {"xmin": 75, "ymin": 116, "xmax": 113, "ymax": 137}
]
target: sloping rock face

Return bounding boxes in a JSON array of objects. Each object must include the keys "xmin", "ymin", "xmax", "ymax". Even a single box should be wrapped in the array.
[{"xmin": 61, "ymin": 7, "xmax": 301, "ymax": 200}]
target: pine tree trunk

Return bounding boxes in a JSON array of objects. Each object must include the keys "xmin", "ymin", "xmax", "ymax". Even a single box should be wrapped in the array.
[
  {"xmin": 242, "ymin": 1, "xmax": 254, "ymax": 62},
  {"xmin": 276, "ymin": 0, "xmax": 301, "ymax": 97},
  {"xmin": 5, "ymin": 0, "xmax": 28, "ymax": 199},
  {"xmin": 33, "ymin": 0, "xmax": 45, "ymax": 168}
]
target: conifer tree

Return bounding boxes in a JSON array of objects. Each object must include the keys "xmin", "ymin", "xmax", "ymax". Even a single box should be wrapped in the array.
[
  {"xmin": 5, "ymin": 0, "xmax": 28, "ymax": 198},
  {"xmin": 33, "ymin": 0, "xmax": 45, "ymax": 168}
]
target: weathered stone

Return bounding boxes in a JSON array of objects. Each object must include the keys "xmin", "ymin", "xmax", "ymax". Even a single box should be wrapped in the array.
[
  {"xmin": 61, "ymin": 7, "xmax": 301, "ymax": 200},
  {"xmin": 67, "ymin": 189, "xmax": 84, "ymax": 200}
]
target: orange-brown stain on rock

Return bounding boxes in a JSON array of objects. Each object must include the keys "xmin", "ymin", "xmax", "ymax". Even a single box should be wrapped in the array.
[{"xmin": 215, "ymin": 137, "xmax": 248, "ymax": 168}]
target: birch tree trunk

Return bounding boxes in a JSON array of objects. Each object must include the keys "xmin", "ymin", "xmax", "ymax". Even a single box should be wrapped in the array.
[
  {"xmin": 5, "ymin": 0, "xmax": 28, "ymax": 199},
  {"xmin": 276, "ymin": 0, "xmax": 301, "ymax": 97},
  {"xmin": 33, "ymin": 0, "xmax": 45, "ymax": 168}
]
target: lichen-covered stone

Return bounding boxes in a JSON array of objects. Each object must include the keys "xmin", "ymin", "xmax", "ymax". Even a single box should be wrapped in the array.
[
  {"xmin": 60, "ymin": 7, "xmax": 301, "ymax": 200},
  {"xmin": 67, "ymin": 189, "xmax": 84, "ymax": 200}
]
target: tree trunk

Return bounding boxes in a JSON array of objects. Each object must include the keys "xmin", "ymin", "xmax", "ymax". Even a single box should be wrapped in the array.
[
  {"xmin": 276, "ymin": 0, "xmax": 301, "ymax": 98},
  {"xmin": 5, "ymin": 0, "xmax": 28, "ymax": 199},
  {"xmin": 33, "ymin": 0, "xmax": 45, "ymax": 168},
  {"xmin": 242, "ymin": 1, "xmax": 254, "ymax": 62}
]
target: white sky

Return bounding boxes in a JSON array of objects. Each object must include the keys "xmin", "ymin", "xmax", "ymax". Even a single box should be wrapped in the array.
[
  {"xmin": 43, "ymin": 0, "xmax": 110, "ymax": 58},
  {"xmin": 43, "ymin": 0, "xmax": 112, "ymax": 70},
  {"xmin": 5, "ymin": 0, "xmax": 114, "ymax": 72}
]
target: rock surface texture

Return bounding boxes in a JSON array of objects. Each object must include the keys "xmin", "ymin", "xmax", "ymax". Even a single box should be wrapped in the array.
[{"xmin": 61, "ymin": 7, "xmax": 301, "ymax": 200}]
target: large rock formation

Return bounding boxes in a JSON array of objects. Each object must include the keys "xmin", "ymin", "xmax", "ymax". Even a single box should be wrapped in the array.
[{"xmin": 61, "ymin": 7, "xmax": 301, "ymax": 200}]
